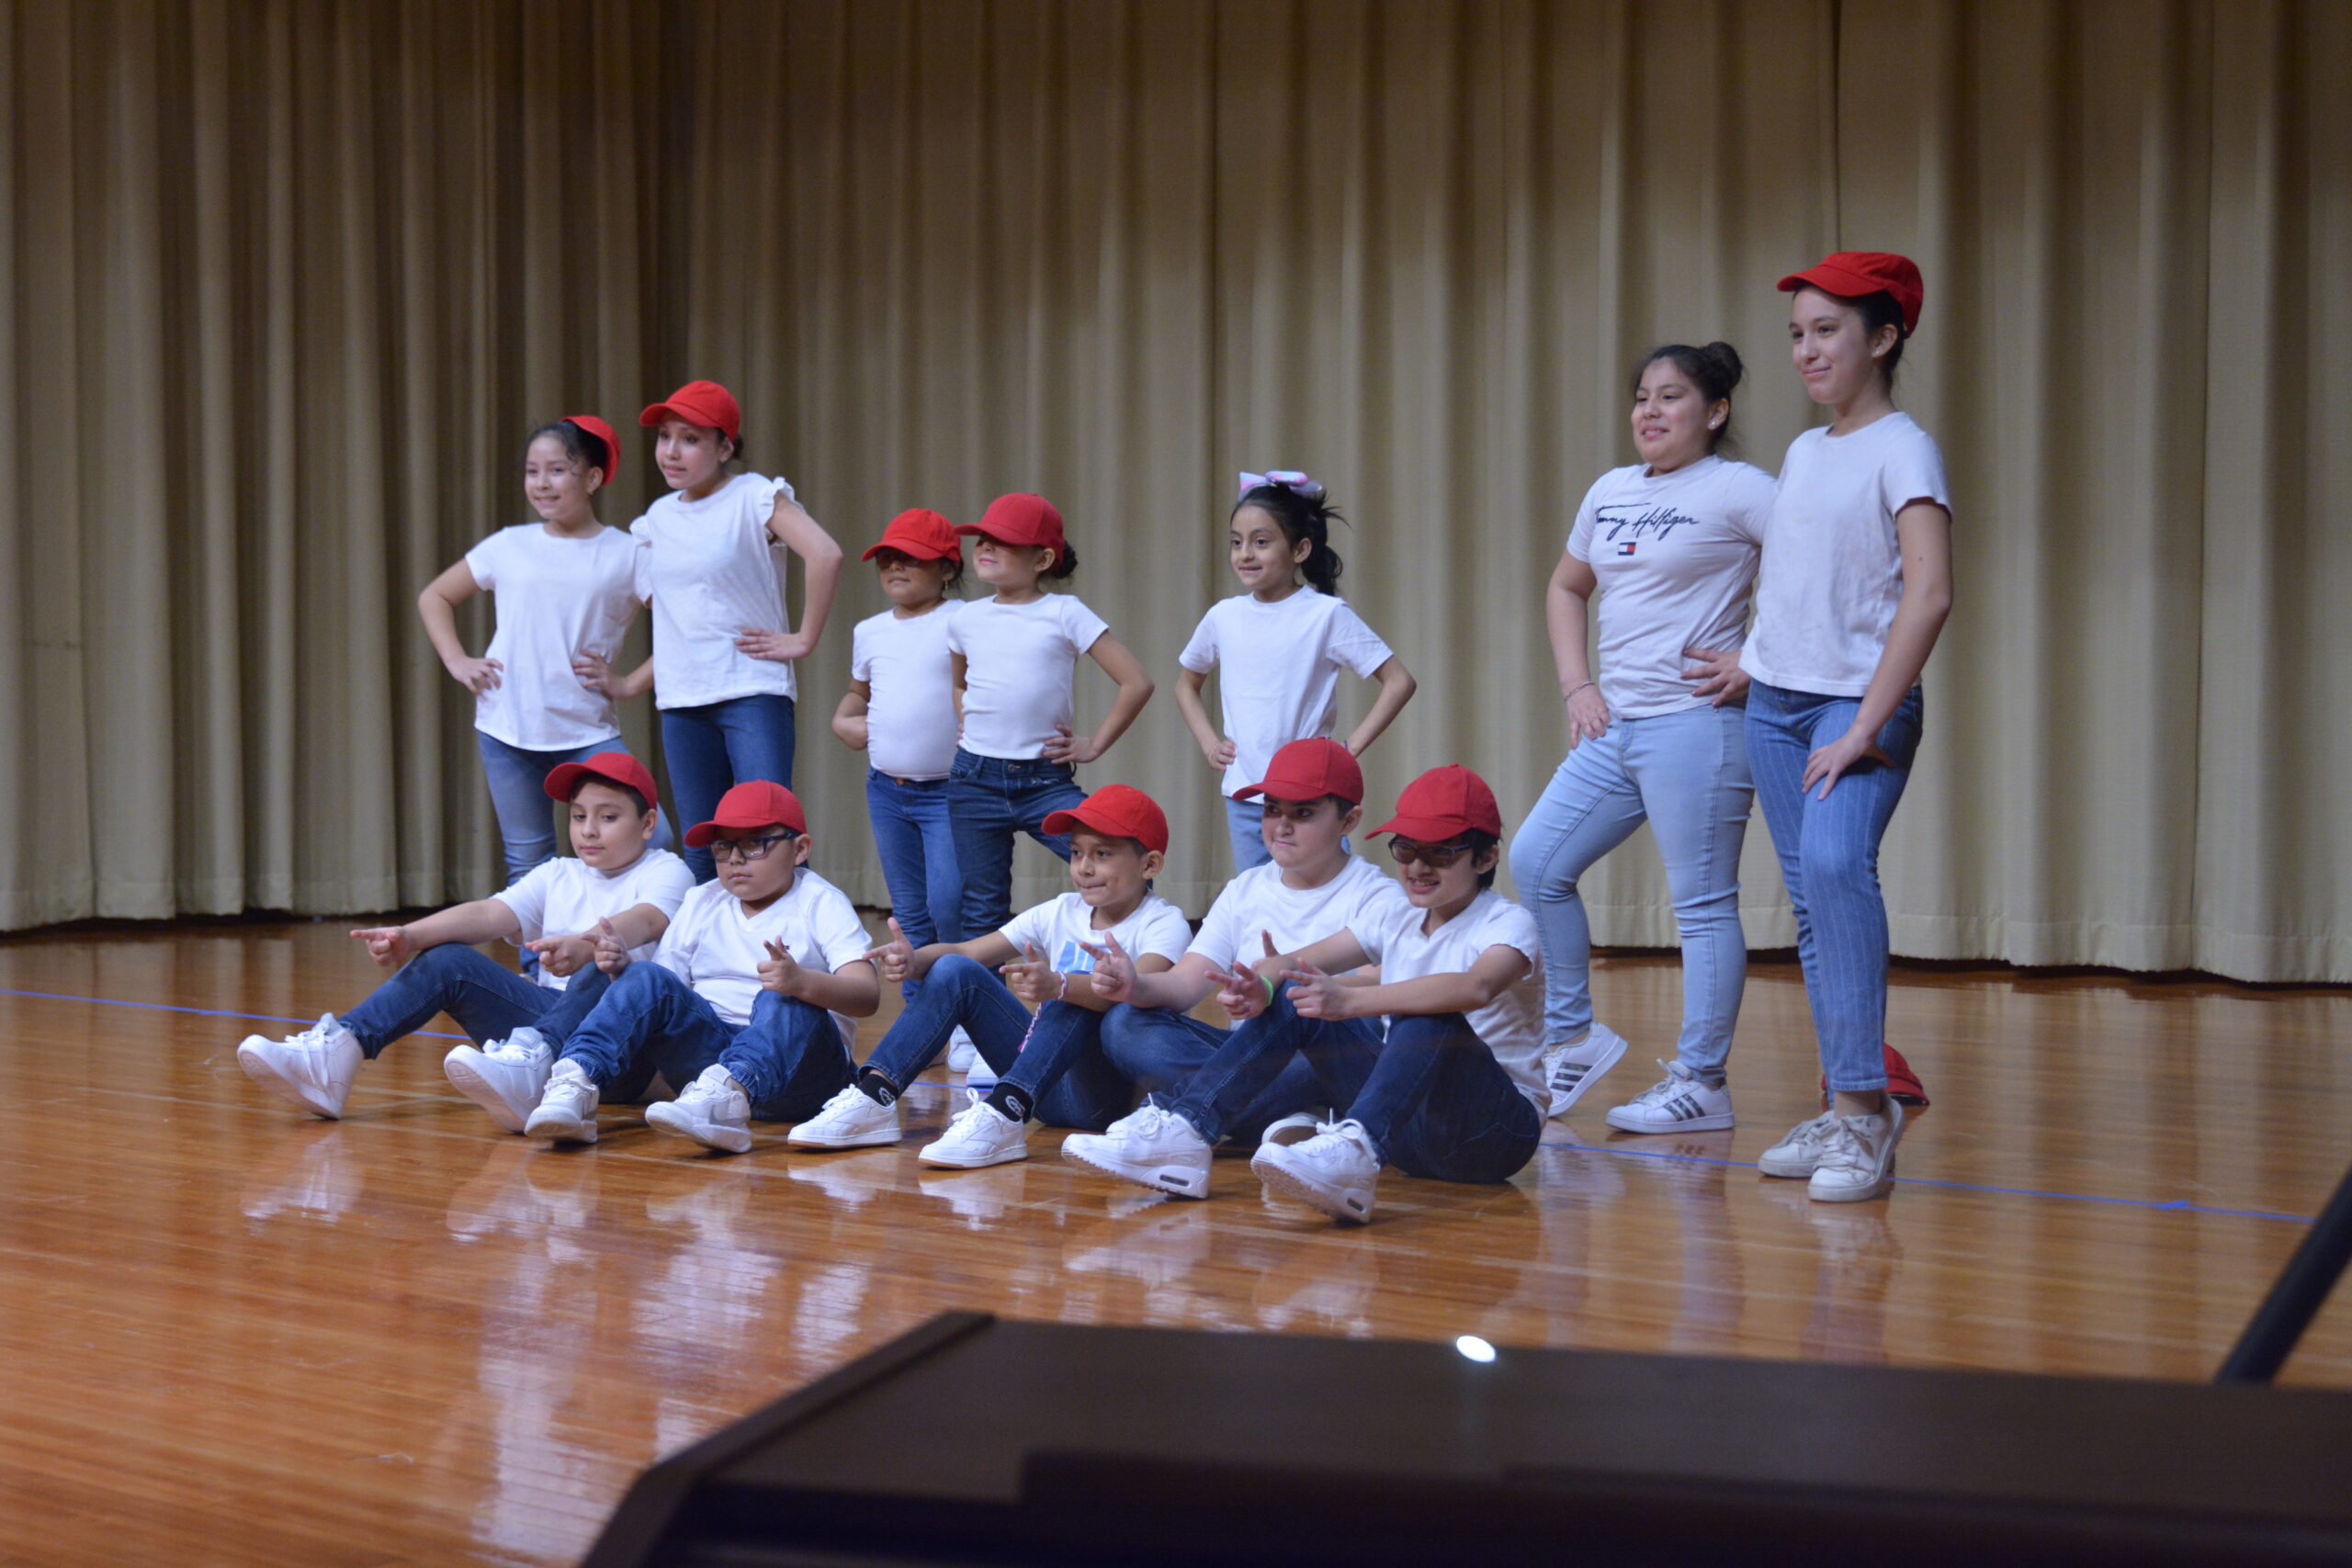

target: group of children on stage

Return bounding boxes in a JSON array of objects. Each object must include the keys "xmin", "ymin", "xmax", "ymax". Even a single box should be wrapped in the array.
[{"xmin": 236, "ymin": 250, "xmax": 1952, "ymax": 1224}]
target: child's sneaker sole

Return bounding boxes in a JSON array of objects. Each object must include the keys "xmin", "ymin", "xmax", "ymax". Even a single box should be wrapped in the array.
[
  {"xmin": 1604, "ymin": 1106, "xmax": 1736, "ymax": 1134},
  {"xmin": 1251, "ymin": 1153, "xmax": 1374, "ymax": 1224},
  {"xmin": 443, "ymin": 1054, "xmax": 530, "ymax": 1134},
  {"xmin": 643, "ymin": 1104, "xmax": 753, "ymax": 1154},
  {"xmin": 1061, "ymin": 1140, "xmax": 1208, "ymax": 1198}
]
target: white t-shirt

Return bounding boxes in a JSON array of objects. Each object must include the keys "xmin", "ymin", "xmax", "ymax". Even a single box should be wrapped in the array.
[
  {"xmin": 946, "ymin": 594, "xmax": 1111, "ymax": 760},
  {"xmin": 1742, "ymin": 412, "xmax": 1951, "ymax": 697},
  {"xmin": 851, "ymin": 600, "xmax": 964, "ymax": 781},
  {"xmin": 1178, "ymin": 590, "xmax": 1395, "ymax": 798},
  {"xmin": 1566, "ymin": 456, "xmax": 1775, "ymax": 719},
  {"xmin": 1356, "ymin": 889, "xmax": 1547, "ymax": 1114},
  {"xmin": 650, "ymin": 868, "xmax": 872, "ymax": 1039},
  {"xmin": 490, "ymin": 848, "xmax": 695, "ymax": 991},
  {"xmin": 1188, "ymin": 855, "xmax": 1412, "ymax": 972},
  {"xmin": 463, "ymin": 524, "xmax": 643, "ymax": 750},
  {"xmin": 629, "ymin": 472, "xmax": 801, "ymax": 708},
  {"xmin": 1000, "ymin": 891, "xmax": 1193, "ymax": 976}
]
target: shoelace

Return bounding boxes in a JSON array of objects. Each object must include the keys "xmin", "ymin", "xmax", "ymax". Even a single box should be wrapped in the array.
[
  {"xmin": 293, "ymin": 1013, "xmax": 339, "ymax": 1050},
  {"xmin": 1815, "ymin": 1116, "xmax": 1876, "ymax": 1168}
]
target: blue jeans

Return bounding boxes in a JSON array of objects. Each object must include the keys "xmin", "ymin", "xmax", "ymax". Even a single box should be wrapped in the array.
[
  {"xmin": 1507, "ymin": 703, "xmax": 1752, "ymax": 1077},
  {"xmin": 476, "ymin": 731, "xmax": 673, "ymax": 887},
  {"xmin": 558, "ymin": 961, "xmax": 852, "ymax": 1118},
  {"xmin": 662, "ymin": 694, "xmax": 797, "ymax": 882},
  {"xmin": 865, "ymin": 771, "xmax": 964, "ymax": 997},
  {"xmin": 944, "ymin": 750, "xmax": 1085, "ymax": 938},
  {"xmin": 1165, "ymin": 987, "xmax": 1539, "ymax": 1183},
  {"xmin": 1744, "ymin": 681, "xmax": 1925, "ymax": 1094},
  {"xmin": 1102, "ymin": 1003, "xmax": 1332, "ymax": 1145},
  {"xmin": 860, "ymin": 954, "xmax": 1132, "ymax": 1131},
  {"xmin": 1226, "ymin": 795, "xmax": 1272, "ymax": 872},
  {"xmin": 340, "ymin": 942, "xmax": 610, "ymax": 1059}
]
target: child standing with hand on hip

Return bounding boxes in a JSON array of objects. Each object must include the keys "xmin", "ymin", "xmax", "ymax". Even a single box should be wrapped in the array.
[
  {"xmin": 944, "ymin": 492, "xmax": 1154, "ymax": 939},
  {"xmin": 1177, "ymin": 472, "xmax": 1416, "ymax": 872},
  {"xmin": 586, "ymin": 379, "xmax": 845, "ymax": 883}
]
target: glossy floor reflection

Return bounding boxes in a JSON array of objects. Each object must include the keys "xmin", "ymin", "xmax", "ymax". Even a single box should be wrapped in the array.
[{"xmin": 1, "ymin": 920, "xmax": 2346, "ymax": 1565}]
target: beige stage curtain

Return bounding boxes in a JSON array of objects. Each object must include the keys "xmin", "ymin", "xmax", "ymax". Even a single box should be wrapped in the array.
[{"xmin": 2, "ymin": 1, "xmax": 2346, "ymax": 981}]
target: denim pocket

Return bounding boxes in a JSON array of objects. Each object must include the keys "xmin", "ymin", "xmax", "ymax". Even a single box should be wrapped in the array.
[{"xmin": 1871, "ymin": 688, "xmax": 1926, "ymax": 770}]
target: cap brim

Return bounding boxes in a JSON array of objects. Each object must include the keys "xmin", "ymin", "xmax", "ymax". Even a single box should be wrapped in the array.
[
  {"xmin": 1236, "ymin": 779, "xmax": 1354, "ymax": 805},
  {"xmin": 1043, "ymin": 807, "xmax": 1164, "ymax": 854},
  {"xmin": 543, "ymin": 761, "xmax": 650, "ymax": 805},
  {"xmin": 639, "ymin": 401, "xmax": 680, "ymax": 428},
  {"xmin": 683, "ymin": 815, "xmax": 804, "ymax": 849},
  {"xmin": 861, "ymin": 539, "xmax": 959, "ymax": 562},
  {"xmin": 1367, "ymin": 813, "xmax": 1474, "ymax": 841}
]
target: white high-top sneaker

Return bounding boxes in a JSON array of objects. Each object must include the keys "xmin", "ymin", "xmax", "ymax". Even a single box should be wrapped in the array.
[
  {"xmin": 1603, "ymin": 1060, "xmax": 1736, "ymax": 1134},
  {"xmin": 1061, "ymin": 1104, "xmax": 1214, "ymax": 1198},
  {"xmin": 644, "ymin": 1065, "xmax": 755, "ymax": 1154},
  {"xmin": 525, "ymin": 1059, "xmax": 601, "ymax": 1145},
  {"xmin": 1252, "ymin": 1120, "xmax": 1382, "ymax": 1224},
  {"xmin": 918, "ymin": 1100, "xmax": 1031, "ymax": 1169},
  {"xmin": 443, "ymin": 1026, "xmax": 555, "ymax": 1134},
  {"xmin": 786, "ymin": 1083, "xmax": 903, "ymax": 1149},
  {"xmin": 237, "ymin": 1014, "xmax": 364, "ymax": 1119}
]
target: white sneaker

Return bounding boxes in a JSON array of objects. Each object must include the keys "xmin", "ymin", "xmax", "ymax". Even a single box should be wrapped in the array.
[
  {"xmin": 1259, "ymin": 1111, "xmax": 1324, "ymax": 1148},
  {"xmin": 1808, "ymin": 1100, "xmax": 1905, "ymax": 1202},
  {"xmin": 644, "ymin": 1065, "xmax": 754, "ymax": 1154},
  {"xmin": 918, "ymin": 1100, "xmax": 1030, "ymax": 1168},
  {"xmin": 1543, "ymin": 1022, "xmax": 1629, "ymax": 1118},
  {"xmin": 1604, "ymin": 1060, "xmax": 1736, "ymax": 1134},
  {"xmin": 237, "ymin": 1014, "xmax": 364, "ymax": 1119},
  {"xmin": 524, "ymin": 1059, "xmax": 600, "ymax": 1145},
  {"xmin": 947, "ymin": 1028, "xmax": 978, "ymax": 1072},
  {"xmin": 1061, "ymin": 1104, "xmax": 1213, "ymax": 1198},
  {"xmin": 1758, "ymin": 1111, "xmax": 1840, "ymax": 1178},
  {"xmin": 1252, "ymin": 1120, "xmax": 1382, "ymax": 1224},
  {"xmin": 787, "ymin": 1083, "xmax": 903, "ymax": 1149},
  {"xmin": 443, "ymin": 1027, "xmax": 554, "ymax": 1134}
]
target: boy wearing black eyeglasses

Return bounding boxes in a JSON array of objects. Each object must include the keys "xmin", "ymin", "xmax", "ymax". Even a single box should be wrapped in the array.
[
  {"xmin": 509, "ymin": 780, "xmax": 881, "ymax": 1147},
  {"xmin": 1063, "ymin": 764, "xmax": 1547, "ymax": 1223}
]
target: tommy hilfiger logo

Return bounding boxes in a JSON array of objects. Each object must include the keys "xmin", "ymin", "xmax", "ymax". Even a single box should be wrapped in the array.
[
  {"xmin": 1599, "ymin": 502, "xmax": 1700, "ymax": 550},
  {"xmin": 1615, "ymin": 542, "xmax": 1637, "ymax": 557}
]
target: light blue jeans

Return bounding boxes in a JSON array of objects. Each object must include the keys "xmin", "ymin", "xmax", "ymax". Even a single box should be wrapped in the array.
[
  {"xmin": 1507, "ymin": 703, "xmax": 1751, "ymax": 1078},
  {"xmin": 1226, "ymin": 795, "xmax": 1272, "ymax": 872},
  {"xmin": 1744, "ymin": 682, "xmax": 1925, "ymax": 1095},
  {"xmin": 475, "ymin": 731, "xmax": 673, "ymax": 887}
]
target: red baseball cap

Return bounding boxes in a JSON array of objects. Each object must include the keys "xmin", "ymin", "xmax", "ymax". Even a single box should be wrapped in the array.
[
  {"xmin": 1369, "ymin": 764, "xmax": 1503, "ymax": 841},
  {"xmin": 1235, "ymin": 738, "xmax": 1364, "ymax": 806},
  {"xmin": 956, "ymin": 492, "xmax": 1066, "ymax": 552},
  {"xmin": 560, "ymin": 414, "xmax": 621, "ymax": 486},
  {"xmin": 683, "ymin": 780, "xmax": 808, "ymax": 848},
  {"xmin": 862, "ymin": 508, "xmax": 964, "ymax": 563},
  {"xmin": 639, "ymin": 379, "xmax": 742, "ymax": 444},
  {"xmin": 1042, "ymin": 784, "xmax": 1170, "ymax": 855},
  {"xmin": 1779, "ymin": 251, "xmax": 1924, "ymax": 336},
  {"xmin": 542, "ymin": 751, "xmax": 660, "ymax": 813}
]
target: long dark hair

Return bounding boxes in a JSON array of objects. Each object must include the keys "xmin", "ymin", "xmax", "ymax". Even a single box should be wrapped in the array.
[{"xmin": 1234, "ymin": 484, "xmax": 1345, "ymax": 594}]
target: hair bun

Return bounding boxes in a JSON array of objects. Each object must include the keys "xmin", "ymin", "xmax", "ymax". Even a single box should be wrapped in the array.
[{"xmin": 1701, "ymin": 341, "xmax": 1746, "ymax": 391}]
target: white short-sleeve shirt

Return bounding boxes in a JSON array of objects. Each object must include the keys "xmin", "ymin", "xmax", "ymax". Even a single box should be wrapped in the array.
[
  {"xmin": 1742, "ymin": 412, "xmax": 1951, "ymax": 697},
  {"xmin": 851, "ymin": 600, "xmax": 964, "ymax": 781},
  {"xmin": 463, "ymin": 524, "xmax": 643, "ymax": 750},
  {"xmin": 629, "ymin": 472, "xmax": 802, "ymax": 708},
  {"xmin": 1178, "ymin": 590, "xmax": 1395, "ymax": 798},
  {"xmin": 650, "ymin": 869, "xmax": 872, "ymax": 1038},
  {"xmin": 490, "ymin": 848, "xmax": 695, "ymax": 991},
  {"xmin": 1356, "ymin": 890, "xmax": 1547, "ymax": 1113},
  {"xmin": 946, "ymin": 594, "xmax": 1111, "ymax": 760},
  {"xmin": 999, "ymin": 891, "xmax": 1193, "ymax": 976},
  {"xmin": 1187, "ymin": 855, "xmax": 1411, "ymax": 972},
  {"xmin": 1566, "ymin": 456, "xmax": 1775, "ymax": 719}
]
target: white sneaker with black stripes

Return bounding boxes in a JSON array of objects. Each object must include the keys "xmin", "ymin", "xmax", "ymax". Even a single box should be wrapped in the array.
[
  {"xmin": 1543, "ymin": 1022, "xmax": 1629, "ymax": 1119},
  {"xmin": 1603, "ymin": 1059, "xmax": 1735, "ymax": 1134}
]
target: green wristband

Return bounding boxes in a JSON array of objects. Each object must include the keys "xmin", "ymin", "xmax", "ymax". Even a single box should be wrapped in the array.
[{"xmin": 1261, "ymin": 973, "xmax": 1278, "ymax": 1006}]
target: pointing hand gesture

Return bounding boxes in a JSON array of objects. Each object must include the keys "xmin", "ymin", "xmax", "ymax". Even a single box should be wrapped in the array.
[
  {"xmin": 526, "ymin": 933, "xmax": 594, "ymax": 978},
  {"xmin": 862, "ymin": 917, "xmax": 916, "ymax": 986},
  {"xmin": 1204, "ymin": 962, "xmax": 1268, "ymax": 1022},
  {"xmin": 1280, "ymin": 958, "xmax": 1348, "ymax": 1020},
  {"xmin": 349, "ymin": 925, "xmax": 413, "ymax": 969},
  {"xmin": 758, "ymin": 937, "xmax": 804, "ymax": 997},
  {"xmin": 1001, "ymin": 942, "xmax": 1059, "ymax": 1007},
  {"xmin": 1080, "ymin": 931, "xmax": 1135, "ymax": 1002}
]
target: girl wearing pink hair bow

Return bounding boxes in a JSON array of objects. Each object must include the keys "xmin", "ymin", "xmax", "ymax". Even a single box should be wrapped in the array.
[{"xmin": 1175, "ymin": 472, "xmax": 1419, "ymax": 872}]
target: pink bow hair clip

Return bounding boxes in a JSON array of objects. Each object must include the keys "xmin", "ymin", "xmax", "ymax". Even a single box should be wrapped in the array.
[{"xmin": 1237, "ymin": 469, "xmax": 1326, "ymax": 502}]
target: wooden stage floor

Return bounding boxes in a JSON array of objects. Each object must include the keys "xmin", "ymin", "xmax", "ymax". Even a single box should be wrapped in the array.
[{"xmin": 2, "ymin": 919, "xmax": 2347, "ymax": 1565}]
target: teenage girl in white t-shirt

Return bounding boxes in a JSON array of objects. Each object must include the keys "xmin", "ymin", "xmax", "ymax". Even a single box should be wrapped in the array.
[
  {"xmin": 832, "ymin": 508, "xmax": 968, "ymax": 979},
  {"xmin": 1176, "ymin": 472, "xmax": 1418, "ymax": 872},
  {"xmin": 1507, "ymin": 344, "xmax": 1775, "ymax": 1135},
  {"xmin": 417, "ymin": 416, "xmax": 667, "ymax": 888},
  {"xmin": 1741, "ymin": 252, "xmax": 1954, "ymax": 1205},
  {"xmin": 943, "ymin": 492, "xmax": 1155, "ymax": 940},
  {"xmin": 581, "ymin": 379, "xmax": 845, "ymax": 885}
]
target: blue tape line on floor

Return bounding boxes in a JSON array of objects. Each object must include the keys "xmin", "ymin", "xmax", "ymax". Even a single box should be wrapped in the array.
[
  {"xmin": 0, "ymin": 985, "xmax": 467, "ymax": 1040},
  {"xmin": 1540, "ymin": 1136, "xmax": 2314, "ymax": 1224}
]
